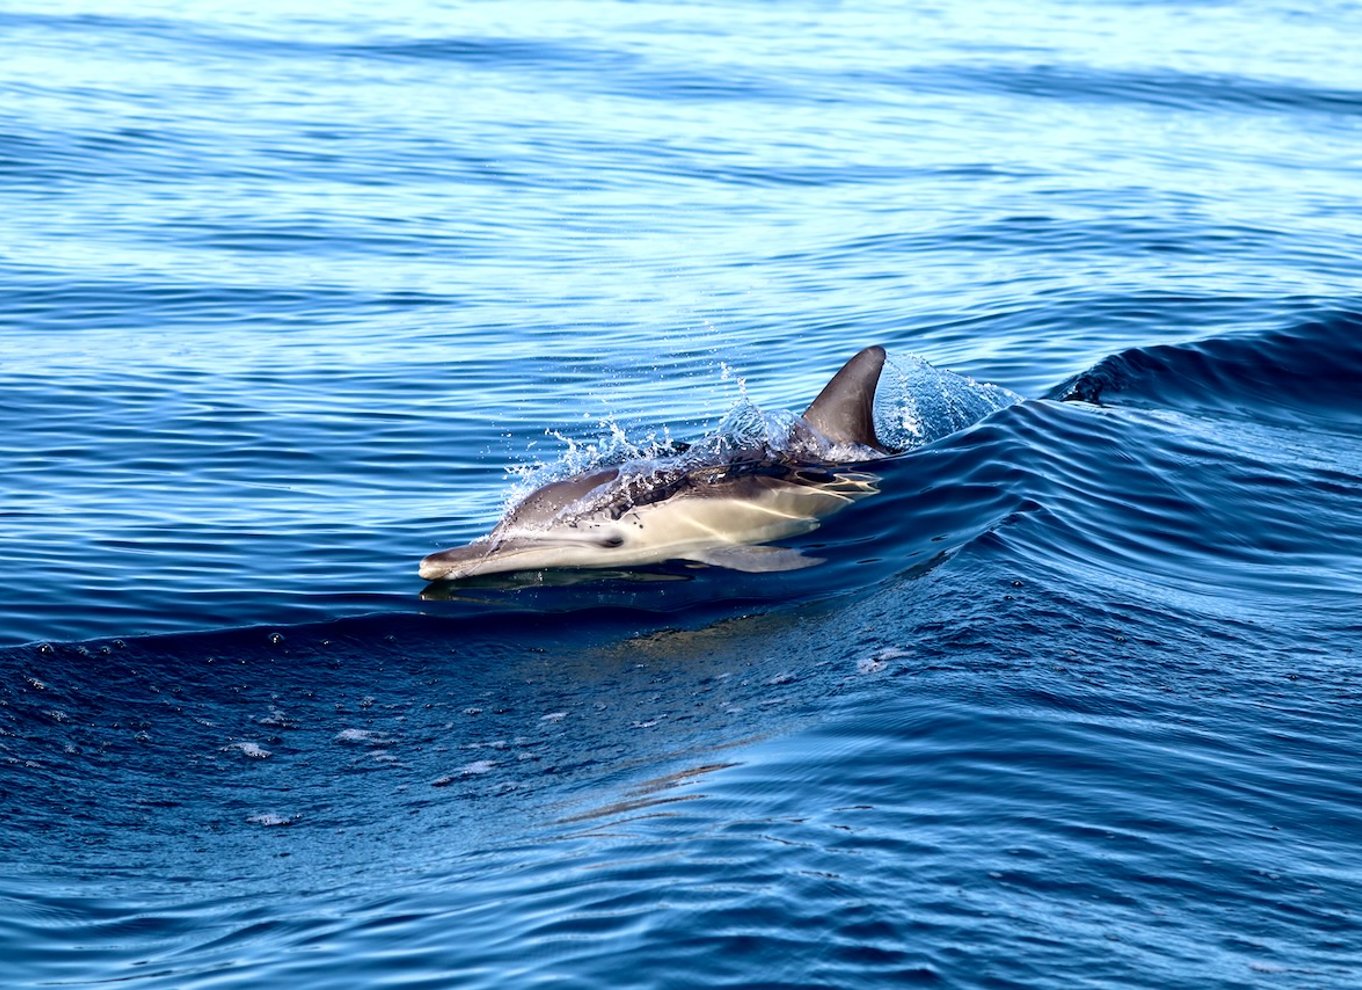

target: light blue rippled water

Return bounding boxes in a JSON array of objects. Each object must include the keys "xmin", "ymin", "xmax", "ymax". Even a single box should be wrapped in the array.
[{"xmin": 3, "ymin": 1, "xmax": 1361, "ymax": 987}]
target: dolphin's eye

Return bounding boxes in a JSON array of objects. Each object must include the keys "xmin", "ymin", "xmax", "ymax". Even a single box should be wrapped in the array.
[{"xmin": 598, "ymin": 533, "xmax": 625, "ymax": 548}]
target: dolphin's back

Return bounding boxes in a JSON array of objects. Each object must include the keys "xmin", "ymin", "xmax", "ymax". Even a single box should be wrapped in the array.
[{"xmin": 495, "ymin": 466, "xmax": 621, "ymax": 533}]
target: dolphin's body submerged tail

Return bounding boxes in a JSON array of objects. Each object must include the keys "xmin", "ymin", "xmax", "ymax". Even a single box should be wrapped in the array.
[{"xmin": 419, "ymin": 347, "xmax": 889, "ymax": 582}]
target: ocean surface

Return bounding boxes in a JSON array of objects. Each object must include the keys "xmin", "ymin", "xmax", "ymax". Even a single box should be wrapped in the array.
[{"xmin": 3, "ymin": 0, "xmax": 1361, "ymax": 986}]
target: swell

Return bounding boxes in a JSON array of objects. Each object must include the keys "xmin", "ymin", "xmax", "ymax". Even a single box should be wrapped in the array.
[
  {"xmin": 1050, "ymin": 310, "xmax": 1362, "ymax": 430},
  {"xmin": 0, "ymin": 8, "xmax": 790, "ymax": 111},
  {"xmin": 14, "ymin": 10, "xmax": 1362, "ymax": 121},
  {"xmin": 0, "ymin": 10, "xmax": 607, "ymax": 70},
  {"xmin": 879, "ymin": 63, "xmax": 1362, "ymax": 120}
]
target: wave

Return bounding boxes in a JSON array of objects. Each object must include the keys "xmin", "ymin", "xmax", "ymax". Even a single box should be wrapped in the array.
[
  {"xmin": 881, "ymin": 63, "xmax": 1362, "ymax": 120},
  {"xmin": 7, "ymin": 318, "xmax": 1360, "ymax": 653},
  {"xmin": 1050, "ymin": 310, "xmax": 1362, "ymax": 430}
]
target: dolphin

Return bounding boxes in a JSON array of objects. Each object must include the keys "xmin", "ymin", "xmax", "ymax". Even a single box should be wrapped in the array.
[{"xmin": 418, "ymin": 346, "xmax": 892, "ymax": 582}]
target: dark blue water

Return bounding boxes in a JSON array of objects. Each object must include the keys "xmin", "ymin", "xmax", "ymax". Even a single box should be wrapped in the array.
[{"xmin": 3, "ymin": 1, "xmax": 1361, "ymax": 986}]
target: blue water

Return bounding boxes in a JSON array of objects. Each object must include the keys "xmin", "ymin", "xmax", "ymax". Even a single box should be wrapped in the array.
[{"xmin": 3, "ymin": 0, "xmax": 1361, "ymax": 986}]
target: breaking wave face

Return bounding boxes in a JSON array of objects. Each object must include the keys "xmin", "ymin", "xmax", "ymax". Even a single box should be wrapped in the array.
[{"xmin": 1050, "ymin": 310, "xmax": 1362, "ymax": 432}]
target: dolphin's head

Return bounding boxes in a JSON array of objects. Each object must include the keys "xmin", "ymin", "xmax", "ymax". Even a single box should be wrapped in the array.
[
  {"xmin": 418, "ymin": 527, "xmax": 634, "ymax": 582},
  {"xmin": 420, "ymin": 466, "xmax": 632, "ymax": 582}
]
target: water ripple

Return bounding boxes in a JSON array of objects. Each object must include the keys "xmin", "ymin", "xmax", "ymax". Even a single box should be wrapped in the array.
[{"xmin": 5, "ymin": 0, "xmax": 1362, "ymax": 985}]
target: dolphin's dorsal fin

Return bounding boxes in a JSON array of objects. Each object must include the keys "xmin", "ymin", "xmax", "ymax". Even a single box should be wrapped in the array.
[{"xmin": 801, "ymin": 346, "xmax": 888, "ymax": 453}]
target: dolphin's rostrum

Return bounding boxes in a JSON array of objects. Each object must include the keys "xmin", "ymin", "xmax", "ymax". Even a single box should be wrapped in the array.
[{"xmin": 419, "ymin": 346, "xmax": 892, "ymax": 582}]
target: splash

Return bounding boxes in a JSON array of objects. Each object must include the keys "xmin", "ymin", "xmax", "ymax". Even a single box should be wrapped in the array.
[
  {"xmin": 503, "ymin": 416, "xmax": 687, "ymax": 514},
  {"xmin": 875, "ymin": 353, "xmax": 1021, "ymax": 451},
  {"xmin": 501, "ymin": 350, "xmax": 1019, "ymax": 521}
]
